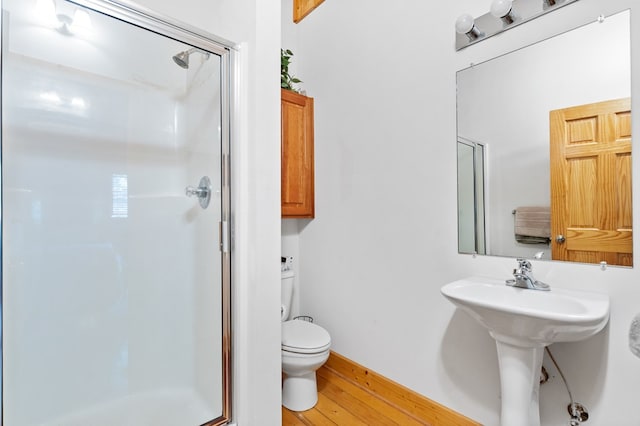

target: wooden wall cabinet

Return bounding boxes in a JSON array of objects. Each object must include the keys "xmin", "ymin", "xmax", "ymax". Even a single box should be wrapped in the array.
[
  {"xmin": 293, "ymin": 0, "xmax": 325, "ymax": 23},
  {"xmin": 281, "ymin": 88, "xmax": 314, "ymax": 218}
]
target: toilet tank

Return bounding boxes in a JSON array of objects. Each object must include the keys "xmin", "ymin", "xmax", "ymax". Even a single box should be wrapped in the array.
[{"xmin": 281, "ymin": 270, "xmax": 295, "ymax": 321}]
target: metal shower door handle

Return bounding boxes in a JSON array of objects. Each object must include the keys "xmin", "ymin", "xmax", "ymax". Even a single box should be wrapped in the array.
[{"xmin": 186, "ymin": 176, "xmax": 212, "ymax": 209}]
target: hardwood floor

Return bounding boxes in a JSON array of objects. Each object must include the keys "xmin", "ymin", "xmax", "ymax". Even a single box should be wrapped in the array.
[
  {"xmin": 282, "ymin": 352, "xmax": 481, "ymax": 426},
  {"xmin": 283, "ymin": 367, "xmax": 430, "ymax": 425}
]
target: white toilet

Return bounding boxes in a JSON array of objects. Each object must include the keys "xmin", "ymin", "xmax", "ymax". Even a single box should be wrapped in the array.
[{"xmin": 281, "ymin": 269, "xmax": 331, "ymax": 411}]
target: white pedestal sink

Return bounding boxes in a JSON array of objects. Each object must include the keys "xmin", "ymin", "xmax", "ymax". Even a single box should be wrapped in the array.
[{"xmin": 441, "ymin": 277, "xmax": 610, "ymax": 426}]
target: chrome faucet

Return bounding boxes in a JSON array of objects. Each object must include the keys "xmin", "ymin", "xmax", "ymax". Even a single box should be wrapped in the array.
[{"xmin": 506, "ymin": 256, "xmax": 550, "ymax": 291}]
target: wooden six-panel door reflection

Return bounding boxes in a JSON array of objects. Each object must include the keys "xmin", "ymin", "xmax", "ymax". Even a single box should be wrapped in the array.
[{"xmin": 550, "ymin": 98, "xmax": 632, "ymax": 266}]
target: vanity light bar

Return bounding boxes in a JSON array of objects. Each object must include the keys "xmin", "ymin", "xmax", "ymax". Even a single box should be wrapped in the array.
[{"xmin": 455, "ymin": 0, "xmax": 580, "ymax": 51}]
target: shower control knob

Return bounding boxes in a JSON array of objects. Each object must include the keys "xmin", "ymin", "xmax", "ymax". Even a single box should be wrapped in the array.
[
  {"xmin": 185, "ymin": 176, "xmax": 212, "ymax": 209},
  {"xmin": 186, "ymin": 186, "xmax": 206, "ymax": 197}
]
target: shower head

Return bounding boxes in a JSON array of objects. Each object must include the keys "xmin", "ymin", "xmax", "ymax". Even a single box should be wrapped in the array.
[
  {"xmin": 172, "ymin": 50, "xmax": 190, "ymax": 69},
  {"xmin": 172, "ymin": 48, "xmax": 210, "ymax": 69}
]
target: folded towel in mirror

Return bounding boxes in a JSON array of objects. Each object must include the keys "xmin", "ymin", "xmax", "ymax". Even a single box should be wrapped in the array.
[
  {"xmin": 515, "ymin": 235, "xmax": 550, "ymax": 244},
  {"xmin": 514, "ymin": 206, "xmax": 551, "ymax": 243}
]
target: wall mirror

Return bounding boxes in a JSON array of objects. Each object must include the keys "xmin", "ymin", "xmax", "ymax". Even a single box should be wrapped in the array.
[{"xmin": 457, "ymin": 9, "xmax": 632, "ymax": 266}]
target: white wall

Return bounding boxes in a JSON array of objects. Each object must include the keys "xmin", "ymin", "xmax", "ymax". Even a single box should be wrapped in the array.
[{"xmin": 286, "ymin": 0, "xmax": 640, "ymax": 425}]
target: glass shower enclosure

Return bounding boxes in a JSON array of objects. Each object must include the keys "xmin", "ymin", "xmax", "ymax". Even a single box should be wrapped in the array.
[{"xmin": 1, "ymin": 0, "xmax": 232, "ymax": 425}]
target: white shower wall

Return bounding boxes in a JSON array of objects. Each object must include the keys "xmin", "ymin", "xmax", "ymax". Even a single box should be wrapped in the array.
[{"xmin": 3, "ymin": 17, "xmax": 221, "ymax": 425}]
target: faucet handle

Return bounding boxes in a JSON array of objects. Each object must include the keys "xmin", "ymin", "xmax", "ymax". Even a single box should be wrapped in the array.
[{"xmin": 516, "ymin": 258, "xmax": 532, "ymax": 270}]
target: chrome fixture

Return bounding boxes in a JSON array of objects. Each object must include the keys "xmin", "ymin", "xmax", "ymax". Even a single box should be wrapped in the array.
[
  {"xmin": 455, "ymin": 0, "xmax": 580, "ymax": 50},
  {"xmin": 172, "ymin": 48, "xmax": 210, "ymax": 69},
  {"xmin": 186, "ymin": 176, "xmax": 212, "ymax": 209},
  {"xmin": 506, "ymin": 257, "xmax": 550, "ymax": 290},
  {"xmin": 545, "ymin": 347, "xmax": 589, "ymax": 425},
  {"xmin": 629, "ymin": 312, "xmax": 640, "ymax": 358}
]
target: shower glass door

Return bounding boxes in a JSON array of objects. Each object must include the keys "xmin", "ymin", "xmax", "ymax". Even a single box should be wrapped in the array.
[{"xmin": 1, "ymin": 1, "xmax": 231, "ymax": 425}]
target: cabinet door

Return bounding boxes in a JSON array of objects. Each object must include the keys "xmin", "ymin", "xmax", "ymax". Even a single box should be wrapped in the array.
[{"xmin": 281, "ymin": 89, "xmax": 314, "ymax": 218}]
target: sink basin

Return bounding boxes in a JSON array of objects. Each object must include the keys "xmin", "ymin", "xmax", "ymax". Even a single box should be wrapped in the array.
[
  {"xmin": 441, "ymin": 276, "xmax": 610, "ymax": 347},
  {"xmin": 441, "ymin": 277, "xmax": 610, "ymax": 426}
]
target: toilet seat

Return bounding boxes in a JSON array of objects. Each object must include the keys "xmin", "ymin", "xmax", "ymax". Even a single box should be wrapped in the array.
[{"xmin": 282, "ymin": 320, "xmax": 331, "ymax": 354}]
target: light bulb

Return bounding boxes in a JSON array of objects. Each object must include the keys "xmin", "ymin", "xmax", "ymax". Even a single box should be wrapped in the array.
[
  {"xmin": 490, "ymin": 0, "xmax": 513, "ymax": 18},
  {"xmin": 455, "ymin": 14, "xmax": 475, "ymax": 34}
]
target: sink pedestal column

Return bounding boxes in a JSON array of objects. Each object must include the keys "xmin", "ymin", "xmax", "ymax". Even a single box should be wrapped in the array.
[{"xmin": 495, "ymin": 341, "xmax": 544, "ymax": 426}]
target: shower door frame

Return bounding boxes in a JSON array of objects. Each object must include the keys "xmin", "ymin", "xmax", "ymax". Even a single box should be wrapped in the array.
[{"xmin": 0, "ymin": 0, "xmax": 234, "ymax": 424}]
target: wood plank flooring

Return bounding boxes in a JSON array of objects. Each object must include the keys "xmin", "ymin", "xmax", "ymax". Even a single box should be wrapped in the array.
[
  {"xmin": 282, "ymin": 352, "xmax": 482, "ymax": 426},
  {"xmin": 283, "ymin": 366, "xmax": 430, "ymax": 425}
]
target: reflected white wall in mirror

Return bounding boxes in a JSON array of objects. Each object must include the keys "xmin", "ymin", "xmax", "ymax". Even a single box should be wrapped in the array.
[{"xmin": 457, "ymin": 9, "xmax": 631, "ymax": 264}]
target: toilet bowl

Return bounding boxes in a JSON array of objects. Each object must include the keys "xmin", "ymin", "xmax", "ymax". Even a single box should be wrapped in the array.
[
  {"xmin": 281, "ymin": 319, "xmax": 331, "ymax": 411},
  {"xmin": 280, "ymin": 266, "xmax": 331, "ymax": 411}
]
